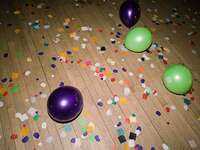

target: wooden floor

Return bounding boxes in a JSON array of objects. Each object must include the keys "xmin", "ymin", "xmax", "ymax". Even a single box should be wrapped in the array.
[{"xmin": 0, "ymin": 0, "xmax": 200, "ymax": 149}]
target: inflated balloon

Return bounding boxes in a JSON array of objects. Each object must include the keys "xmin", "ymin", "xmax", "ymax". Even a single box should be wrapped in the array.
[
  {"xmin": 124, "ymin": 27, "xmax": 152, "ymax": 52},
  {"xmin": 119, "ymin": 0, "xmax": 141, "ymax": 28},
  {"xmin": 47, "ymin": 86, "xmax": 83, "ymax": 123},
  {"xmin": 162, "ymin": 64, "xmax": 192, "ymax": 95}
]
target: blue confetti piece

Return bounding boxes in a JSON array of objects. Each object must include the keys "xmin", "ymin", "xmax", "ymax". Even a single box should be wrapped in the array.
[
  {"xmin": 64, "ymin": 123, "xmax": 72, "ymax": 132},
  {"xmin": 22, "ymin": 136, "xmax": 29, "ymax": 143}
]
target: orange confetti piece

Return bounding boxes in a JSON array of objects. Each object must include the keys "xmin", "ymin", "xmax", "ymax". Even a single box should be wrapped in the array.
[
  {"xmin": 123, "ymin": 79, "xmax": 130, "ymax": 86},
  {"xmin": 137, "ymin": 66, "xmax": 145, "ymax": 73},
  {"xmin": 119, "ymin": 97, "xmax": 128, "ymax": 105},
  {"xmin": 103, "ymin": 70, "xmax": 112, "ymax": 77},
  {"xmin": 113, "ymin": 144, "xmax": 116, "ymax": 150},
  {"xmin": 124, "ymin": 143, "xmax": 129, "ymax": 150},
  {"xmin": 120, "ymin": 51, "xmax": 129, "ymax": 56},
  {"xmin": 86, "ymin": 122, "xmax": 95, "ymax": 133},
  {"xmin": 72, "ymin": 47, "xmax": 80, "ymax": 52},
  {"xmin": 56, "ymin": 27, "xmax": 64, "ymax": 33}
]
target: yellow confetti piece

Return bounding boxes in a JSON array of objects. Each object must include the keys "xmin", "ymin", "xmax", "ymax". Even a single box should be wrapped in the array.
[
  {"xmin": 64, "ymin": 18, "xmax": 70, "ymax": 24},
  {"xmin": 91, "ymin": 36, "xmax": 97, "ymax": 43},
  {"xmin": 69, "ymin": 32, "xmax": 76, "ymax": 38},
  {"xmin": 14, "ymin": 29, "xmax": 21, "ymax": 34},
  {"xmin": 83, "ymin": 110, "xmax": 91, "ymax": 117},
  {"xmin": 87, "ymin": 122, "xmax": 95, "ymax": 133},
  {"xmin": 58, "ymin": 51, "xmax": 68, "ymax": 59},
  {"xmin": 13, "ymin": 10, "xmax": 20, "ymax": 15},
  {"xmin": 124, "ymin": 143, "xmax": 129, "ymax": 150},
  {"xmin": 20, "ymin": 127, "xmax": 29, "ymax": 136},
  {"xmin": 119, "ymin": 97, "xmax": 128, "ymax": 105},
  {"xmin": 197, "ymin": 116, "xmax": 200, "ymax": 121},
  {"xmin": 56, "ymin": 27, "xmax": 64, "ymax": 33},
  {"xmin": 11, "ymin": 72, "xmax": 19, "ymax": 80},
  {"xmin": 48, "ymin": 14, "xmax": 53, "ymax": 18},
  {"xmin": 72, "ymin": 47, "xmax": 80, "ymax": 52}
]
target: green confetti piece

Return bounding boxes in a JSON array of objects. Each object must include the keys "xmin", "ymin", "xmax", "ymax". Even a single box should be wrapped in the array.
[
  {"xmin": 89, "ymin": 134, "xmax": 95, "ymax": 143},
  {"xmin": 76, "ymin": 24, "xmax": 81, "ymax": 30},
  {"xmin": 80, "ymin": 127, "xmax": 87, "ymax": 133},
  {"xmin": 184, "ymin": 98, "xmax": 191, "ymax": 106},
  {"xmin": 10, "ymin": 85, "xmax": 20, "ymax": 94},
  {"xmin": 78, "ymin": 118, "xmax": 87, "ymax": 127},
  {"xmin": 16, "ymin": 50, "xmax": 24, "ymax": 59},
  {"xmin": 33, "ymin": 114, "xmax": 39, "ymax": 121}
]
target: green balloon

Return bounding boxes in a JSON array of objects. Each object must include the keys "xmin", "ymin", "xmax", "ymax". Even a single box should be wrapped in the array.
[
  {"xmin": 124, "ymin": 27, "xmax": 152, "ymax": 52},
  {"xmin": 162, "ymin": 64, "xmax": 192, "ymax": 95}
]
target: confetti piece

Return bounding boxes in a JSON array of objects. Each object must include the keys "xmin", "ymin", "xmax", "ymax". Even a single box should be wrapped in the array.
[
  {"xmin": 78, "ymin": 118, "xmax": 87, "ymax": 127},
  {"xmin": 155, "ymin": 111, "xmax": 161, "ymax": 116},
  {"xmin": 0, "ymin": 101, "xmax": 4, "ymax": 107},
  {"xmin": 162, "ymin": 143, "xmax": 170, "ymax": 150},
  {"xmin": 64, "ymin": 123, "xmax": 72, "ymax": 132},
  {"xmin": 10, "ymin": 133, "xmax": 18, "ymax": 140},
  {"xmin": 33, "ymin": 132, "xmax": 40, "ymax": 140},
  {"xmin": 11, "ymin": 72, "xmax": 19, "ymax": 80},
  {"xmin": 119, "ymin": 97, "xmax": 128, "ymax": 105},
  {"xmin": 14, "ymin": 29, "xmax": 21, "ymax": 34},
  {"xmin": 46, "ymin": 136, "xmax": 53, "ymax": 143},
  {"xmin": 41, "ymin": 122, "xmax": 47, "ymax": 129},
  {"xmin": 24, "ymin": 70, "xmax": 31, "ymax": 76},
  {"xmin": 21, "ymin": 136, "xmax": 29, "ymax": 143},
  {"xmin": 10, "ymin": 85, "xmax": 20, "ymax": 94},
  {"xmin": 188, "ymin": 139, "xmax": 197, "ymax": 149},
  {"xmin": 124, "ymin": 87, "xmax": 131, "ymax": 97},
  {"xmin": 72, "ymin": 47, "xmax": 80, "ymax": 52},
  {"xmin": 20, "ymin": 126, "xmax": 29, "ymax": 136},
  {"xmin": 40, "ymin": 82, "xmax": 46, "ymax": 88}
]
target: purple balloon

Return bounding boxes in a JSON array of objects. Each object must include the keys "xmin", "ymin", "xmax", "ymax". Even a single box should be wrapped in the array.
[
  {"xmin": 119, "ymin": 0, "xmax": 141, "ymax": 28},
  {"xmin": 47, "ymin": 86, "xmax": 83, "ymax": 123}
]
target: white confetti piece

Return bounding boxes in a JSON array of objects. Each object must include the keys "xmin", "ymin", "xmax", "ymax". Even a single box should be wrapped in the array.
[
  {"xmin": 106, "ymin": 108, "xmax": 112, "ymax": 116},
  {"xmin": 128, "ymin": 139, "xmax": 135, "ymax": 147},
  {"xmin": 27, "ymin": 107, "xmax": 37, "ymax": 117},
  {"xmin": 51, "ymin": 74, "xmax": 55, "ymax": 78},
  {"xmin": 108, "ymin": 13, "xmax": 113, "ymax": 17},
  {"xmin": 42, "ymin": 122, "xmax": 47, "ymax": 129},
  {"xmin": 40, "ymin": 82, "xmax": 46, "ymax": 88},
  {"xmin": 60, "ymin": 130, "xmax": 67, "ymax": 138},
  {"xmin": 170, "ymin": 105, "xmax": 176, "ymax": 110},
  {"xmin": 124, "ymin": 87, "xmax": 131, "ymax": 97},
  {"xmin": 82, "ymin": 38, "xmax": 88, "ymax": 42},
  {"xmin": 184, "ymin": 104, "xmax": 189, "ymax": 111},
  {"xmin": 46, "ymin": 136, "xmax": 53, "ymax": 143},
  {"xmin": 38, "ymin": 142, "xmax": 43, "ymax": 146},
  {"xmin": 191, "ymin": 49, "xmax": 197, "ymax": 54},
  {"xmin": 15, "ymin": 113, "xmax": 29, "ymax": 122},
  {"xmin": 40, "ymin": 93, "xmax": 47, "ymax": 99},
  {"xmin": 188, "ymin": 140, "xmax": 197, "ymax": 148},
  {"xmin": 150, "ymin": 63, "xmax": 155, "ymax": 68},
  {"xmin": 26, "ymin": 57, "xmax": 32, "ymax": 62},
  {"xmin": 0, "ymin": 101, "xmax": 4, "ymax": 107},
  {"xmin": 30, "ymin": 96, "xmax": 36, "ymax": 103},
  {"xmin": 162, "ymin": 143, "xmax": 170, "ymax": 150},
  {"xmin": 128, "ymin": 72, "xmax": 134, "ymax": 76},
  {"xmin": 81, "ymin": 43, "xmax": 86, "ymax": 49},
  {"xmin": 24, "ymin": 70, "xmax": 31, "ymax": 76}
]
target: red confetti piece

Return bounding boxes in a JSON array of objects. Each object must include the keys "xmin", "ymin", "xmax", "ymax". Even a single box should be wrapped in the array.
[
  {"xmin": 190, "ymin": 96, "xmax": 195, "ymax": 101},
  {"xmin": 142, "ymin": 93, "xmax": 148, "ymax": 100},
  {"xmin": 10, "ymin": 133, "xmax": 18, "ymax": 140},
  {"xmin": 163, "ymin": 59, "xmax": 168, "ymax": 64},
  {"xmin": 125, "ymin": 118, "xmax": 130, "ymax": 124},
  {"xmin": 3, "ymin": 91, "xmax": 8, "ymax": 96},
  {"xmin": 165, "ymin": 107, "xmax": 171, "ymax": 113},
  {"xmin": 110, "ymin": 78, "xmax": 116, "ymax": 82}
]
